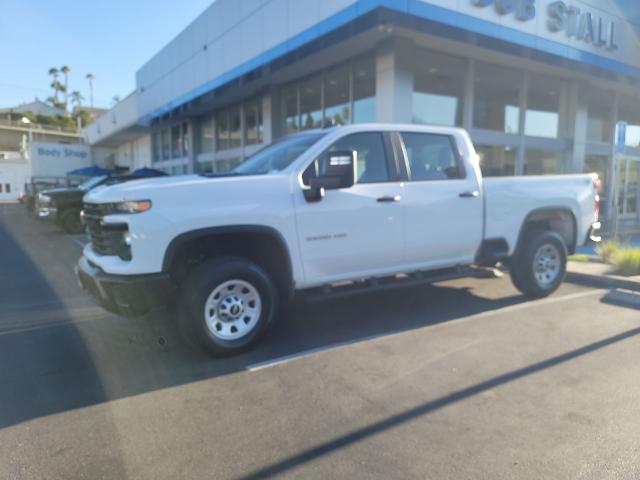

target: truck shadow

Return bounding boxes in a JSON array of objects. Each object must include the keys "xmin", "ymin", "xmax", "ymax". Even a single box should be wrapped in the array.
[{"xmin": 0, "ymin": 205, "xmax": 536, "ymax": 430}]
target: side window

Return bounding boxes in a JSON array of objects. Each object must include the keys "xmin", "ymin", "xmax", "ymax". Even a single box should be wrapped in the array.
[
  {"xmin": 401, "ymin": 132, "xmax": 464, "ymax": 181},
  {"xmin": 329, "ymin": 132, "xmax": 389, "ymax": 183}
]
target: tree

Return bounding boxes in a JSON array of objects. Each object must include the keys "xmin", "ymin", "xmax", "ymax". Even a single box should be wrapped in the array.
[
  {"xmin": 85, "ymin": 73, "xmax": 95, "ymax": 107},
  {"xmin": 60, "ymin": 65, "xmax": 71, "ymax": 110},
  {"xmin": 50, "ymin": 80, "xmax": 66, "ymax": 109},
  {"xmin": 70, "ymin": 90, "xmax": 85, "ymax": 109},
  {"xmin": 48, "ymin": 67, "xmax": 60, "ymax": 103},
  {"xmin": 111, "ymin": 95, "xmax": 121, "ymax": 107}
]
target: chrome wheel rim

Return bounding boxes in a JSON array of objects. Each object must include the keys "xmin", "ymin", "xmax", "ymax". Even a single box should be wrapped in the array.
[
  {"xmin": 533, "ymin": 243, "xmax": 561, "ymax": 288},
  {"xmin": 204, "ymin": 279, "xmax": 262, "ymax": 340}
]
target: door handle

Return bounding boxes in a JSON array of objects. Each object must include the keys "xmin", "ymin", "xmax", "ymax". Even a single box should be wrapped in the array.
[
  {"xmin": 459, "ymin": 191, "xmax": 480, "ymax": 198},
  {"xmin": 377, "ymin": 195, "xmax": 401, "ymax": 203}
]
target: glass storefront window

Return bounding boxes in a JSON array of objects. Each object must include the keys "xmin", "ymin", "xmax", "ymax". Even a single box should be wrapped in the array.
[
  {"xmin": 152, "ymin": 131, "xmax": 161, "ymax": 162},
  {"xmin": 216, "ymin": 157, "xmax": 242, "ymax": 173},
  {"xmin": 523, "ymin": 149, "xmax": 563, "ymax": 175},
  {"xmin": 525, "ymin": 74, "xmax": 562, "ymax": 138},
  {"xmin": 245, "ymin": 99, "xmax": 263, "ymax": 146},
  {"xmin": 618, "ymin": 97, "xmax": 640, "ymax": 148},
  {"xmin": 198, "ymin": 116, "xmax": 214, "ymax": 154},
  {"xmin": 476, "ymin": 145, "xmax": 517, "ymax": 177},
  {"xmin": 300, "ymin": 75, "xmax": 322, "ymax": 130},
  {"xmin": 161, "ymin": 128, "xmax": 170, "ymax": 160},
  {"xmin": 182, "ymin": 122, "xmax": 189, "ymax": 157},
  {"xmin": 353, "ymin": 56, "xmax": 376, "ymax": 123},
  {"xmin": 229, "ymin": 106, "xmax": 241, "ymax": 149},
  {"xmin": 413, "ymin": 50, "xmax": 464, "ymax": 127},
  {"xmin": 198, "ymin": 161, "xmax": 213, "ymax": 174},
  {"xmin": 586, "ymin": 89, "xmax": 612, "ymax": 143},
  {"xmin": 473, "ymin": 62, "xmax": 521, "ymax": 134},
  {"xmin": 324, "ymin": 65, "xmax": 350, "ymax": 126},
  {"xmin": 171, "ymin": 125, "xmax": 181, "ymax": 158},
  {"xmin": 216, "ymin": 111, "xmax": 229, "ymax": 151},
  {"xmin": 282, "ymin": 85, "xmax": 299, "ymax": 134}
]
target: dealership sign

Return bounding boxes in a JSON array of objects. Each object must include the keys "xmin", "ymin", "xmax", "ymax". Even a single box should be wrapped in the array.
[
  {"xmin": 472, "ymin": 0, "xmax": 619, "ymax": 51},
  {"xmin": 29, "ymin": 141, "xmax": 91, "ymax": 177}
]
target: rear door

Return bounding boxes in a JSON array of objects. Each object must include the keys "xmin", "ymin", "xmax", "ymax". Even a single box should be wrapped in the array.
[
  {"xmin": 398, "ymin": 131, "xmax": 483, "ymax": 269},
  {"xmin": 294, "ymin": 131, "xmax": 405, "ymax": 285}
]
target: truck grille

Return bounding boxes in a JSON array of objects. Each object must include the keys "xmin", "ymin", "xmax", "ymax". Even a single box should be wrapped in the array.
[{"xmin": 83, "ymin": 202, "xmax": 128, "ymax": 257}]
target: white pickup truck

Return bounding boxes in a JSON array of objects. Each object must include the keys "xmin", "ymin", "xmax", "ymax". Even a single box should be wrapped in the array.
[{"xmin": 76, "ymin": 124, "xmax": 600, "ymax": 355}]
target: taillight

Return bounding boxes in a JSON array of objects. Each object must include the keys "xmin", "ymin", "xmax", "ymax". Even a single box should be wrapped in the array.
[{"xmin": 592, "ymin": 174, "xmax": 601, "ymax": 221}]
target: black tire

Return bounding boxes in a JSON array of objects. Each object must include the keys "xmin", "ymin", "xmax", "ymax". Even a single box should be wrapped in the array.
[
  {"xmin": 509, "ymin": 230, "xmax": 567, "ymax": 298},
  {"xmin": 180, "ymin": 257, "xmax": 276, "ymax": 356},
  {"xmin": 59, "ymin": 209, "xmax": 83, "ymax": 233}
]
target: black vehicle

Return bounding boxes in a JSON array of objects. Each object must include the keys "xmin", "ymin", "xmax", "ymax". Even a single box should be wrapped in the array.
[
  {"xmin": 24, "ymin": 177, "xmax": 73, "ymax": 214},
  {"xmin": 37, "ymin": 170, "xmax": 166, "ymax": 233}
]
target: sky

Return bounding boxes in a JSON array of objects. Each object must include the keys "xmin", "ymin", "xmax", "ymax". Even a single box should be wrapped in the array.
[{"xmin": 0, "ymin": 0, "xmax": 214, "ymax": 109}]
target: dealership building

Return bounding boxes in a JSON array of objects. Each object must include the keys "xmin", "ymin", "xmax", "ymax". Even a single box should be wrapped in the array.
[{"xmin": 85, "ymin": 0, "xmax": 640, "ymax": 232}]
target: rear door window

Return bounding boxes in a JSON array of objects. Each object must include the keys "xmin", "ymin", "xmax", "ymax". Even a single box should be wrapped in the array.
[{"xmin": 401, "ymin": 132, "xmax": 464, "ymax": 181}]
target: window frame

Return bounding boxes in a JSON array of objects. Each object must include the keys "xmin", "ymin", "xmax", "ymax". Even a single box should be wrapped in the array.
[
  {"xmin": 396, "ymin": 131, "xmax": 467, "ymax": 182},
  {"xmin": 302, "ymin": 131, "xmax": 400, "ymax": 186}
]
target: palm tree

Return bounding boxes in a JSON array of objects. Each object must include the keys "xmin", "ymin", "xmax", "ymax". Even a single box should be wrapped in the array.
[
  {"xmin": 111, "ymin": 95, "xmax": 121, "ymax": 107},
  {"xmin": 48, "ymin": 67, "xmax": 60, "ymax": 103},
  {"xmin": 60, "ymin": 66, "xmax": 71, "ymax": 110},
  {"xmin": 70, "ymin": 90, "xmax": 85, "ymax": 109},
  {"xmin": 85, "ymin": 73, "xmax": 95, "ymax": 107}
]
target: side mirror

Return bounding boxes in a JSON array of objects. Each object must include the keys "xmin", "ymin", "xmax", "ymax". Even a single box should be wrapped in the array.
[{"xmin": 303, "ymin": 150, "xmax": 356, "ymax": 202}]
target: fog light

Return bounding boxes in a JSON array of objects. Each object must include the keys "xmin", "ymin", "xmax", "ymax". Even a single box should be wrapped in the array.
[{"xmin": 123, "ymin": 232, "xmax": 132, "ymax": 247}]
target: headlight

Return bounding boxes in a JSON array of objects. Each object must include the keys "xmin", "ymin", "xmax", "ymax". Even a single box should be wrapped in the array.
[
  {"xmin": 113, "ymin": 200, "xmax": 152, "ymax": 214},
  {"xmin": 38, "ymin": 194, "xmax": 51, "ymax": 204}
]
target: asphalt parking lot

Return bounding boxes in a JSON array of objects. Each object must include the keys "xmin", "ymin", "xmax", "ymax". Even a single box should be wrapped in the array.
[{"xmin": 1, "ymin": 203, "xmax": 639, "ymax": 480}]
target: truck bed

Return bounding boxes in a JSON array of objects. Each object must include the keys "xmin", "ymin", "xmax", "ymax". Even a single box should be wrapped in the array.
[{"xmin": 483, "ymin": 174, "xmax": 596, "ymax": 255}]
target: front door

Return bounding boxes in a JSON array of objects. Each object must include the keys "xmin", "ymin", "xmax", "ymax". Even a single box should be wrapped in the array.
[{"xmin": 294, "ymin": 132, "xmax": 404, "ymax": 286}]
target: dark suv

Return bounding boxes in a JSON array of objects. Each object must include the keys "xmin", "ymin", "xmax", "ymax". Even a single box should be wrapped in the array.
[{"xmin": 37, "ymin": 170, "xmax": 166, "ymax": 233}]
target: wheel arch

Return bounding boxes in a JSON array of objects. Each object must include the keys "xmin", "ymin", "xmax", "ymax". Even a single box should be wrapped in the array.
[
  {"xmin": 514, "ymin": 207, "xmax": 578, "ymax": 257},
  {"xmin": 163, "ymin": 225, "xmax": 295, "ymax": 301}
]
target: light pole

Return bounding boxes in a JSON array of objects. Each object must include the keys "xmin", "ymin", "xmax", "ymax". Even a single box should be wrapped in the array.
[{"xmin": 20, "ymin": 116, "xmax": 33, "ymax": 142}]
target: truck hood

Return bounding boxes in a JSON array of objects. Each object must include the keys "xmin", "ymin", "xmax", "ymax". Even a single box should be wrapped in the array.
[
  {"xmin": 40, "ymin": 186, "xmax": 83, "ymax": 199},
  {"xmin": 84, "ymin": 173, "xmax": 287, "ymax": 204}
]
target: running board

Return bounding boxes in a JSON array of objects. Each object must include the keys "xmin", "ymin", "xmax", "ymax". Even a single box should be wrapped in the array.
[{"xmin": 302, "ymin": 266, "xmax": 491, "ymax": 303}]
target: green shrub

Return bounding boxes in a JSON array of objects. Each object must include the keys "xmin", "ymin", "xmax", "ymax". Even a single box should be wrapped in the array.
[
  {"xmin": 597, "ymin": 240, "xmax": 620, "ymax": 264},
  {"xmin": 613, "ymin": 249, "xmax": 640, "ymax": 276}
]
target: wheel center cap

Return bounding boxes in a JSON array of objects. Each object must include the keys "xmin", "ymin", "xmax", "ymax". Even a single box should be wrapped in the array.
[{"xmin": 219, "ymin": 295, "xmax": 244, "ymax": 321}]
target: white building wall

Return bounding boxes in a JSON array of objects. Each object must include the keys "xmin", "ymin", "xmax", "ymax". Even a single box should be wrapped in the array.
[
  {"xmin": 0, "ymin": 158, "xmax": 29, "ymax": 201},
  {"xmin": 136, "ymin": 0, "xmax": 358, "ymax": 120},
  {"xmin": 84, "ymin": 93, "xmax": 139, "ymax": 146},
  {"xmin": 113, "ymin": 135, "xmax": 152, "ymax": 171}
]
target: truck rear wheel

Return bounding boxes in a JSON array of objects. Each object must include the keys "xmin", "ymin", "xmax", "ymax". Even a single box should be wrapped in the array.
[
  {"xmin": 510, "ymin": 230, "xmax": 567, "ymax": 298},
  {"xmin": 180, "ymin": 257, "xmax": 276, "ymax": 356}
]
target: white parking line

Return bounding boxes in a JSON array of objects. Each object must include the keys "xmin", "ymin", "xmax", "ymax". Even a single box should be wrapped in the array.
[
  {"xmin": 69, "ymin": 236, "xmax": 87, "ymax": 248},
  {"xmin": 245, "ymin": 289, "xmax": 605, "ymax": 372}
]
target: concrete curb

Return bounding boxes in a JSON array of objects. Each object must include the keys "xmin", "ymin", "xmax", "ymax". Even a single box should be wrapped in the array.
[{"xmin": 565, "ymin": 271, "xmax": 640, "ymax": 292}]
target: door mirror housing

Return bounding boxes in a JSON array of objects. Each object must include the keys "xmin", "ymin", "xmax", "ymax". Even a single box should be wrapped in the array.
[{"xmin": 303, "ymin": 150, "xmax": 356, "ymax": 202}]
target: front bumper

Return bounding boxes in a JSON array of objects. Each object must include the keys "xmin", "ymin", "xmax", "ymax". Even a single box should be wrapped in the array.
[
  {"xmin": 75, "ymin": 255, "xmax": 173, "ymax": 316},
  {"xmin": 36, "ymin": 206, "xmax": 57, "ymax": 221}
]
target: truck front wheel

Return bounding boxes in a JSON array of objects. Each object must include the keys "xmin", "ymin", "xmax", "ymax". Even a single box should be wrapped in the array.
[
  {"xmin": 180, "ymin": 257, "xmax": 276, "ymax": 356},
  {"xmin": 510, "ymin": 230, "xmax": 567, "ymax": 298}
]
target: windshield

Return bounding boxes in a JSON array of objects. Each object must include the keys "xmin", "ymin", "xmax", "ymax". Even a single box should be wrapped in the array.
[
  {"xmin": 78, "ymin": 175, "xmax": 107, "ymax": 191},
  {"xmin": 232, "ymin": 132, "xmax": 326, "ymax": 175}
]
